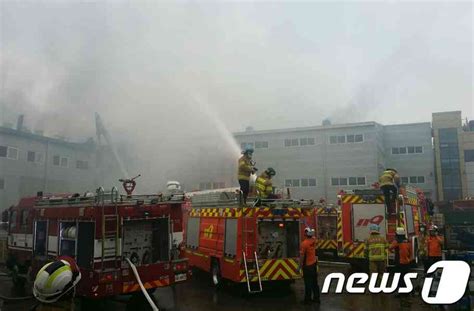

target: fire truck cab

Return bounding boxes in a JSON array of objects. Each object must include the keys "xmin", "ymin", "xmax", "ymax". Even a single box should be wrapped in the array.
[
  {"xmin": 336, "ymin": 185, "xmax": 427, "ymax": 268},
  {"xmin": 6, "ymin": 181, "xmax": 190, "ymax": 299},
  {"xmin": 184, "ymin": 189, "xmax": 315, "ymax": 293}
]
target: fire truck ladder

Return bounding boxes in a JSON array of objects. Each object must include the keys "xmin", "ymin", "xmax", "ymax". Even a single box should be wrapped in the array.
[
  {"xmin": 98, "ymin": 187, "xmax": 120, "ymax": 270},
  {"xmin": 242, "ymin": 215, "xmax": 262, "ymax": 293}
]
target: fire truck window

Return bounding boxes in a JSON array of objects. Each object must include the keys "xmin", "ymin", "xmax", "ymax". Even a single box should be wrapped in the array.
[
  {"xmin": 9, "ymin": 211, "xmax": 17, "ymax": 230},
  {"xmin": 224, "ymin": 219, "xmax": 237, "ymax": 257},
  {"xmin": 34, "ymin": 221, "xmax": 47, "ymax": 257},
  {"xmin": 257, "ymin": 221, "xmax": 299, "ymax": 259},
  {"xmin": 21, "ymin": 210, "xmax": 28, "ymax": 227},
  {"xmin": 186, "ymin": 217, "xmax": 200, "ymax": 249},
  {"xmin": 317, "ymin": 216, "xmax": 337, "ymax": 240},
  {"xmin": 152, "ymin": 218, "xmax": 170, "ymax": 262},
  {"xmin": 77, "ymin": 222, "xmax": 94, "ymax": 268}
]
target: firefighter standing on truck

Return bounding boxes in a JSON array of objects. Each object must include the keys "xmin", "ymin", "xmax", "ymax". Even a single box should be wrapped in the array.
[
  {"xmin": 379, "ymin": 168, "xmax": 400, "ymax": 208},
  {"xmin": 255, "ymin": 167, "xmax": 276, "ymax": 201},
  {"xmin": 299, "ymin": 227, "xmax": 320, "ymax": 305},
  {"xmin": 238, "ymin": 147, "xmax": 257, "ymax": 204},
  {"xmin": 425, "ymin": 225, "xmax": 444, "ymax": 272},
  {"xmin": 366, "ymin": 223, "xmax": 388, "ymax": 274},
  {"xmin": 389, "ymin": 227, "xmax": 412, "ymax": 295}
]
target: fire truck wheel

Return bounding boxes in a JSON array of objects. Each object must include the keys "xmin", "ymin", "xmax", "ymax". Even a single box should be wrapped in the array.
[{"xmin": 211, "ymin": 259, "xmax": 222, "ymax": 287}]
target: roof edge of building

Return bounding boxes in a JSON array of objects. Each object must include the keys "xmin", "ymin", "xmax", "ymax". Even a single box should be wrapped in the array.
[{"xmin": 234, "ymin": 121, "xmax": 380, "ymax": 136}]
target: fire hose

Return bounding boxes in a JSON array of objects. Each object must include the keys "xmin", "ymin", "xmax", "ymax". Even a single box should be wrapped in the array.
[{"xmin": 125, "ymin": 258, "xmax": 159, "ymax": 311}]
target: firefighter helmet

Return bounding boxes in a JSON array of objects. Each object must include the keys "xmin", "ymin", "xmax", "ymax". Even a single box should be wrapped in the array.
[
  {"xmin": 33, "ymin": 257, "xmax": 81, "ymax": 303},
  {"xmin": 304, "ymin": 227, "xmax": 315, "ymax": 237},
  {"xmin": 369, "ymin": 223, "xmax": 380, "ymax": 233},
  {"xmin": 266, "ymin": 167, "xmax": 276, "ymax": 176},
  {"xmin": 242, "ymin": 147, "xmax": 254, "ymax": 155},
  {"xmin": 396, "ymin": 227, "xmax": 406, "ymax": 235}
]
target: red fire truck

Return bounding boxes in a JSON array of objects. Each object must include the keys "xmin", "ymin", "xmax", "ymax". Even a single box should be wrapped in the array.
[
  {"xmin": 184, "ymin": 188, "xmax": 315, "ymax": 293},
  {"xmin": 336, "ymin": 185, "xmax": 428, "ymax": 268},
  {"xmin": 6, "ymin": 179, "xmax": 190, "ymax": 299}
]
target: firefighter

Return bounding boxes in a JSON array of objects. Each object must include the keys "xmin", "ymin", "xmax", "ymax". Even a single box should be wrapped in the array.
[
  {"xmin": 389, "ymin": 227, "xmax": 412, "ymax": 295},
  {"xmin": 299, "ymin": 227, "xmax": 320, "ymax": 304},
  {"xmin": 379, "ymin": 168, "xmax": 400, "ymax": 209},
  {"xmin": 255, "ymin": 167, "xmax": 276, "ymax": 201},
  {"xmin": 238, "ymin": 147, "xmax": 257, "ymax": 204},
  {"xmin": 32, "ymin": 256, "xmax": 81, "ymax": 310},
  {"xmin": 366, "ymin": 223, "xmax": 388, "ymax": 274},
  {"xmin": 425, "ymin": 225, "xmax": 444, "ymax": 273}
]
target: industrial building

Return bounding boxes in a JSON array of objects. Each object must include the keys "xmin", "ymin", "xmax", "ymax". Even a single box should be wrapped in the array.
[
  {"xmin": 432, "ymin": 111, "xmax": 474, "ymax": 201},
  {"xmin": 230, "ymin": 121, "xmax": 435, "ymax": 202},
  {"xmin": 0, "ymin": 120, "xmax": 123, "ymax": 211}
]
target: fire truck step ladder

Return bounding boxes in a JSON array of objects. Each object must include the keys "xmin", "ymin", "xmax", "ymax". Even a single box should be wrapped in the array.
[
  {"xmin": 242, "ymin": 251, "xmax": 263, "ymax": 293},
  {"xmin": 100, "ymin": 188, "xmax": 120, "ymax": 270}
]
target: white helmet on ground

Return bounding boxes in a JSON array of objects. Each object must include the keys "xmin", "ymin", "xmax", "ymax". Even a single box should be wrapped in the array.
[
  {"xmin": 304, "ymin": 227, "xmax": 315, "ymax": 237},
  {"xmin": 33, "ymin": 257, "xmax": 81, "ymax": 303}
]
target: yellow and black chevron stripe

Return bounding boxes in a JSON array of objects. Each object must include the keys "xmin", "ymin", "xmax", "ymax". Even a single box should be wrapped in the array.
[
  {"xmin": 240, "ymin": 258, "xmax": 301, "ymax": 282},
  {"xmin": 341, "ymin": 195, "xmax": 384, "ymax": 204},
  {"xmin": 337, "ymin": 213, "xmax": 343, "ymax": 242},
  {"xmin": 190, "ymin": 207, "xmax": 310, "ymax": 218},
  {"xmin": 317, "ymin": 239, "xmax": 337, "ymax": 250},
  {"xmin": 340, "ymin": 242, "xmax": 366, "ymax": 259}
]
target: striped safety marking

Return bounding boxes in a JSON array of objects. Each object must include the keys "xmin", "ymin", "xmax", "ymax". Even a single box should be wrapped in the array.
[
  {"xmin": 240, "ymin": 258, "xmax": 301, "ymax": 282},
  {"xmin": 341, "ymin": 195, "xmax": 384, "ymax": 204},
  {"xmin": 316, "ymin": 207, "xmax": 338, "ymax": 215},
  {"xmin": 122, "ymin": 277, "xmax": 170, "ymax": 293},
  {"xmin": 190, "ymin": 207, "xmax": 309, "ymax": 218},
  {"xmin": 341, "ymin": 242, "xmax": 366, "ymax": 259},
  {"xmin": 337, "ymin": 212, "xmax": 343, "ymax": 242},
  {"xmin": 317, "ymin": 239, "xmax": 337, "ymax": 250}
]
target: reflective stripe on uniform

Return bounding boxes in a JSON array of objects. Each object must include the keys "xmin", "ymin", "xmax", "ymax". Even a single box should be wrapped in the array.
[{"xmin": 367, "ymin": 236, "xmax": 387, "ymax": 261}]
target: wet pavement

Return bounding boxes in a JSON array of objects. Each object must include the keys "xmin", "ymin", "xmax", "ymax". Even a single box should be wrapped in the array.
[{"xmin": 0, "ymin": 264, "xmax": 448, "ymax": 311}]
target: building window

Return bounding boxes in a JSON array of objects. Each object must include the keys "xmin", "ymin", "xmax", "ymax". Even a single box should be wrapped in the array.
[
  {"xmin": 399, "ymin": 147, "xmax": 407, "ymax": 154},
  {"xmin": 284, "ymin": 139, "xmax": 291, "ymax": 147},
  {"xmin": 392, "ymin": 148, "xmax": 399, "ymax": 155},
  {"xmin": 308, "ymin": 138, "xmax": 315, "ymax": 145},
  {"xmin": 410, "ymin": 176, "xmax": 417, "ymax": 184},
  {"xmin": 27, "ymin": 151, "xmax": 43, "ymax": 163},
  {"xmin": 291, "ymin": 139, "xmax": 298, "ymax": 146},
  {"xmin": 329, "ymin": 136, "xmax": 337, "ymax": 144},
  {"xmin": 403, "ymin": 176, "xmax": 425, "ymax": 184},
  {"xmin": 76, "ymin": 160, "xmax": 89, "ymax": 169},
  {"xmin": 308, "ymin": 178, "xmax": 316, "ymax": 187},
  {"xmin": 355, "ymin": 134, "xmax": 363, "ymax": 142},
  {"xmin": 301, "ymin": 178, "xmax": 308, "ymax": 187},
  {"xmin": 417, "ymin": 176, "xmax": 425, "ymax": 183},
  {"xmin": 300, "ymin": 138, "xmax": 308, "ymax": 146},
  {"xmin": 408, "ymin": 146, "xmax": 415, "ymax": 154},
  {"xmin": 392, "ymin": 146, "xmax": 423, "ymax": 155},
  {"xmin": 465, "ymin": 150, "xmax": 474, "ymax": 162},
  {"xmin": 415, "ymin": 146, "xmax": 423, "ymax": 153},
  {"xmin": 292, "ymin": 179, "xmax": 300, "ymax": 187},
  {"xmin": 255, "ymin": 141, "xmax": 268, "ymax": 149},
  {"xmin": 337, "ymin": 136, "xmax": 346, "ymax": 143},
  {"xmin": 0, "ymin": 178, "xmax": 4, "ymax": 190},
  {"xmin": 53, "ymin": 155, "xmax": 68, "ymax": 167},
  {"xmin": 0, "ymin": 146, "xmax": 19, "ymax": 160},
  {"xmin": 332, "ymin": 177, "xmax": 365, "ymax": 186},
  {"xmin": 439, "ymin": 128, "xmax": 462, "ymax": 200},
  {"xmin": 285, "ymin": 179, "xmax": 292, "ymax": 187},
  {"xmin": 347, "ymin": 135, "xmax": 355, "ymax": 143},
  {"xmin": 401, "ymin": 177, "xmax": 409, "ymax": 184}
]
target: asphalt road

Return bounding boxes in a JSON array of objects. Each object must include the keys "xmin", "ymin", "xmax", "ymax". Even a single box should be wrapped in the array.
[{"xmin": 1, "ymin": 264, "xmax": 444, "ymax": 311}]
